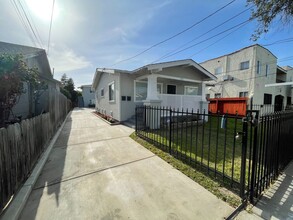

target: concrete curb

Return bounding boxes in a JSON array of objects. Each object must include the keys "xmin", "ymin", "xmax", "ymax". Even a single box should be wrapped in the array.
[{"xmin": 1, "ymin": 112, "xmax": 71, "ymax": 220}]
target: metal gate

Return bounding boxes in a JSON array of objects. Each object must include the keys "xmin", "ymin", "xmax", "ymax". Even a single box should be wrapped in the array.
[{"xmin": 242, "ymin": 110, "xmax": 293, "ymax": 203}]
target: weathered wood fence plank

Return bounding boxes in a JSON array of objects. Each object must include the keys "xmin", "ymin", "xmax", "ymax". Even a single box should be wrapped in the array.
[{"xmin": 0, "ymin": 90, "xmax": 71, "ymax": 213}]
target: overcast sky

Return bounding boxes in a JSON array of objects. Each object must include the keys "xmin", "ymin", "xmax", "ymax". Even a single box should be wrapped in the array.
[{"xmin": 1, "ymin": 0, "xmax": 293, "ymax": 87}]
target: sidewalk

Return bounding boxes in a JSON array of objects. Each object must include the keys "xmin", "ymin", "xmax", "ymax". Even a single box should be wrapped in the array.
[
  {"xmin": 236, "ymin": 161, "xmax": 293, "ymax": 220},
  {"xmin": 12, "ymin": 108, "xmax": 234, "ymax": 220}
]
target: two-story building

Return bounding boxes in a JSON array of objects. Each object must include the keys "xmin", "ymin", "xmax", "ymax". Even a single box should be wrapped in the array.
[
  {"xmin": 201, "ymin": 44, "xmax": 293, "ymax": 110},
  {"xmin": 80, "ymin": 84, "xmax": 95, "ymax": 107}
]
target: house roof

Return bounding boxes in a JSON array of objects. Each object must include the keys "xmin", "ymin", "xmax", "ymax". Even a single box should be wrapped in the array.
[
  {"xmin": 200, "ymin": 44, "xmax": 277, "ymax": 64},
  {"xmin": 92, "ymin": 59, "xmax": 216, "ymax": 89},
  {"xmin": 0, "ymin": 41, "xmax": 54, "ymax": 82}
]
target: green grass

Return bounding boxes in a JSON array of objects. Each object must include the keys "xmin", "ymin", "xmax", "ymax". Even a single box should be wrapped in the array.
[
  {"xmin": 130, "ymin": 132, "xmax": 242, "ymax": 207},
  {"xmin": 139, "ymin": 116, "xmax": 245, "ymax": 182}
]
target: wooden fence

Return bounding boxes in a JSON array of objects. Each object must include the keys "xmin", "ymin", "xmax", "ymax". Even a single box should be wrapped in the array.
[{"xmin": 0, "ymin": 89, "xmax": 71, "ymax": 213}]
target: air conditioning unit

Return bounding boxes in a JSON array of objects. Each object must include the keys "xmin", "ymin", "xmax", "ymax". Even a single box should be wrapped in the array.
[{"xmin": 223, "ymin": 75, "xmax": 233, "ymax": 81}]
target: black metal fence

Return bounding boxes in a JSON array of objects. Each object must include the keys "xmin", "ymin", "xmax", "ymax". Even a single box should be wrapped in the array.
[{"xmin": 135, "ymin": 106, "xmax": 293, "ymax": 203}]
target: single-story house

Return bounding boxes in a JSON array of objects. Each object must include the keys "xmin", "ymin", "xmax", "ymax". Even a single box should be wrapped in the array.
[
  {"xmin": 92, "ymin": 59, "xmax": 217, "ymax": 122},
  {"xmin": 0, "ymin": 41, "xmax": 60, "ymax": 121},
  {"xmin": 80, "ymin": 84, "xmax": 95, "ymax": 107}
]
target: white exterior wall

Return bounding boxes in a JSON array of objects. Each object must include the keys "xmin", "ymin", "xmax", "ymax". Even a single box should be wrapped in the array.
[
  {"xmin": 95, "ymin": 72, "xmax": 121, "ymax": 121},
  {"xmin": 120, "ymin": 73, "xmax": 139, "ymax": 121},
  {"xmin": 82, "ymin": 86, "xmax": 95, "ymax": 107}
]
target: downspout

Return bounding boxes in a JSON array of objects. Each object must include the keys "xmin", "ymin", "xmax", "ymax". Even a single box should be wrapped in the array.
[{"xmin": 118, "ymin": 72, "xmax": 121, "ymax": 121}]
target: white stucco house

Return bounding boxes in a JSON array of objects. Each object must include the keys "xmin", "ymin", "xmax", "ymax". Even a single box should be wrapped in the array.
[
  {"xmin": 92, "ymin": 59, "xmax": 216, "ymax": 122},
  {"xmin": 201, "ymin": 44, "xmax": 293, "ymax": 110},
  {"xmin": 80, "ymin": 85, "xmax": 95, "ymax": 107}
]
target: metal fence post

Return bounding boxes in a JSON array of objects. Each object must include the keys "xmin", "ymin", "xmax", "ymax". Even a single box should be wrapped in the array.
[
  {"xmin": 169, "ymin": 108, "xmax": 172, "ymax": 154},
  {"xmin": 249, "ymin": 111, "xmax": 259, "ymax": 203},
  {"xmin": 240, "ymin": 116, "xmax": 248, "ymax": 199}
]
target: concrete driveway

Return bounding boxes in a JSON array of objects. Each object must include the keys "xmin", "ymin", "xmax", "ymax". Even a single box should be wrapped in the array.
[{"xmin": 19, "ymin": 108, "xmax": 233, "ymax": 220}]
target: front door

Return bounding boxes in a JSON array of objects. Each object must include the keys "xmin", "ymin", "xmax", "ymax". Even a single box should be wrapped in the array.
[{"xmin": 274, "ymin": 95, "xmax": 284, "ymax": 111}]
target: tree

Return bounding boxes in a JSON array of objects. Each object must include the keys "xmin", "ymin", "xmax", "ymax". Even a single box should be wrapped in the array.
[
  {"xmin": 0, "ymin": 54, "xmax": 40, "ymax": 126},
  {"xmin": 60, "ymin": 74, "xmax": 79, "ymax": 105},
  {"xmin": 247, "ymin": 0, "xmax": 293, "ymax": 40}
]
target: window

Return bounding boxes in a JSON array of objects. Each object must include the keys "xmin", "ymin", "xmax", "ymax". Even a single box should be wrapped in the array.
[
  {"xmin": 184, "ymin": 86, "xmax": 198, "ymax": 95},
  {"xmin": 239, "ymin": 91, "xmax": 248, "ymax": 97},
  {"xmin": 240, "ymin": 61, "xmax": 249, "ymax": 70},
  {"xmin": 167, "ymin": 85, "xmax": 176, "ymax": 94},
  {"xmin": 135, "ymin": 81, "xmax": 147, "ymax": 101},
  {"xmin": 215, "ymin": 93, "xmax": 221, "ymax": 98},
  {"xmin": 264, "ymin": 93, "xmax": 272, "ymax": 104},
  {"xmin": 265, "ymin": 64, "xmax": 269, "ymax": 77},
  {"xmin": 157, "ymin": 83, "xmax": 163, "ymax": 94},
  {"xmin": 109, "ymin": 82, "xmax": 115, "ymax": 101},
  {"xmin": 214, "ymin": 67, "xmax": 223, "ymax": 75},
  {"xmin": 206, "ymin": 94, "xmax": 210, "ymax": 99},
  {"xmin": 257, "ymin": 61, "xmax": 261, "ymax": 74},
  {"xmin": 101, "ymin": 88, "xmax": 104, "ymax": 97}
]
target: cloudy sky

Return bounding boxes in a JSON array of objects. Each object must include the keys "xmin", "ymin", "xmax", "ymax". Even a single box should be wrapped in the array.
[{"xmin": 1, "ymin": 0, "xmax": 293, "ymax": 87}]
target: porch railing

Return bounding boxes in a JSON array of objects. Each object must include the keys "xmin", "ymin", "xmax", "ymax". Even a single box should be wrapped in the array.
[{"xmin": 158, "ymin": 94, "xmax": 203, "ymax": 111}]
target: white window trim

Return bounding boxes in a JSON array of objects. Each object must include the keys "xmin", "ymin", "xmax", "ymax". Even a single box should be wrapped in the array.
[
  {"xmin": 134, "ymin": 81, "xmax": 163, "ymax": 102},
  {"xmin": 134, "ymin": 80, "xmax": 147, "ymax": 102},
  {"xmin": 184, "ymin": 86, "xmax": 199, "ymax": 96},
  {"xmin": 157, "ymin": 83, "xmax": 163, "ymax": 94},
  {"xmin": 108, "ymin": 81, "xmax": 115, "ymax": 102},
  {"xmin": 167, "ymin": 84, "xmax": 177, "ymax": 94}
]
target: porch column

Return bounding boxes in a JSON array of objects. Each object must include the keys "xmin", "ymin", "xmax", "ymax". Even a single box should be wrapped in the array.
[
  {"xmin": 144, "ymin": 74, "xmax": 161, "ymax": 129},
  {"xmin": 200, "ymin": 82, "xmax": 208, "ymax": 121},
  {"xmin": 146, "ymin": 74, "xmax": 159, "ymax": 101}
]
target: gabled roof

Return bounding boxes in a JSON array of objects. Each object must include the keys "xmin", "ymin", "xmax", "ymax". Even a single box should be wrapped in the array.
[
  {"xmin": 0, "ymin": 41, "xmax": 54, "ymax": 81},
  {"xmin": 92, "ymin": 59, "xmax": 216, "ymax": 89},
  {"xmin": 0, "ymin": 41, "xmax": 43, "ymax": 56},
  {"xmin": 132, "ymin": 59, "xmax": 216, "ymax": 80}
]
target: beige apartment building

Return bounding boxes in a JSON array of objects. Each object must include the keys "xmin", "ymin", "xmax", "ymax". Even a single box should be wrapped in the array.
[{"xmin": 201, "ymin": 44, "xmax": 293, "ymax": 109}]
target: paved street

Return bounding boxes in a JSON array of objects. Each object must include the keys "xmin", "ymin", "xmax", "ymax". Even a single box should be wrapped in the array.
[{"xmin": 19, "ymin": 108, "xmax": 233, "ymax": 220}]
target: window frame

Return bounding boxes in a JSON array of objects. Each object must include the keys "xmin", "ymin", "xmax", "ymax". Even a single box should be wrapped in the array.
[
  {"xmin": 184, "ymin": 86, "xmax": 199, "ymax": 96},
  {"xmin": 264, "ymin": 93, "xmax": 272, "ymax": 105},
  {"xmin": 240, "ymin": 61, "xmax": 250, "ymax": 70},
  {"xmin": 239, "ymin": 91, "xmax": 248, "ymax": 98},
  {"xmin": 100, "ymin": 88, "xmax": 104, "ymax": 98},
  {"xmin": 214, "ymin": 66, "xmax": 223, "ymax": 75},
  {"xmin": 108, "ymin": 81, "xmax": 115, "ymax": 102},
  {"xmin": 257, "ymin": 61, "xmax": 261, "ymax": 74},
  {"xmin": 265, "ymin": 64, "xmax": 269, "ymax": 77}
]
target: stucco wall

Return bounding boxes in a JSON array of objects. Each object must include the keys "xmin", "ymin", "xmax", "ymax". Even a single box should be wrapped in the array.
[
  {"xmin": 120, "ymin": 73, "xmax": 139, "ymax": 121},
  {"xmin": 95, "ymin": 72, "xmax": 121, "ymax": 121},
  {"xmin": 82, "ymin": 86, "xmax": 95, "ymax": 107},
  {"xmin": 201, "ymin": 45, "xmax": 293, "ymax": 107}
]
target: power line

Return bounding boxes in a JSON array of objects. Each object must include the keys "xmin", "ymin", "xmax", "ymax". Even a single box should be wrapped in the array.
[
  {"xmin": 47, "ymin": 0, "xmax": 55, "ymax": 55},
  {"xmin": 152, "ymin": 19, "xmax": 251, "ymax": 62},
  {"xmin": 152, "ymin": 6, "xmax": 253, "ymax": 63},
  {"xmin": 10, "ymin": 0, "xmax": 38, "ymax": 47},
  {"xmin": 21, "ymin": 0, "xmax": 44, "ymax": 47},
  {"xmin": 110, "ymin": 0, "xmax": 236, "ymax": 67},
  {"xmin": 262, "ymin": 38, "xmax": 293, "ymax": 47},
  {"xmin": 17, "ymin": 0, "xmax": 43, "ymax": 48},
  {"xmin": 189, "ymin": 22, "xmax": 249, "ymax": 58}
]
